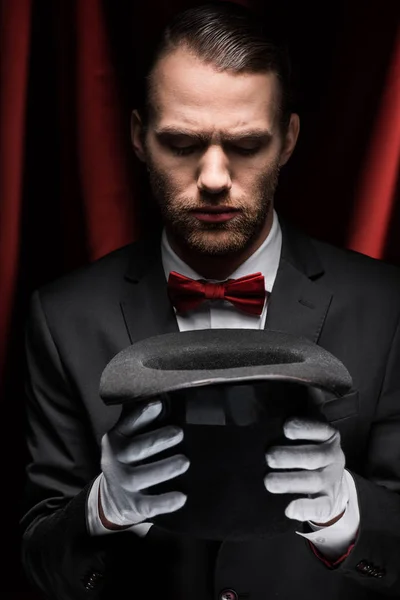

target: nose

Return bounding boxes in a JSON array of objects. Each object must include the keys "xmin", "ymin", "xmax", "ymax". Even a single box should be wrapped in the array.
[{"xmin": 197, "ymin": 146, "xmax": 232, "ymax": 195}]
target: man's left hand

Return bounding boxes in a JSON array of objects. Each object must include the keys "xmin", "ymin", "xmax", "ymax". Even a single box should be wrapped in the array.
[{"xmin": 264, "ymin": 418, "xmax": 349, "ymax": 525}]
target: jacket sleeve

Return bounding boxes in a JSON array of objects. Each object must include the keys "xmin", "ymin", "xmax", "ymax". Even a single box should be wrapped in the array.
[
  {"xmin": 333, "ymin": 311, "xmax": 400, "ymax": 596},
  {"xmin": 20, "ymin": 290, "xmax": 142, "ymax": 599}
]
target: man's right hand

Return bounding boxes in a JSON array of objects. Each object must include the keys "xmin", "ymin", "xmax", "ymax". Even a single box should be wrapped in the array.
[{"xmin": 99, "ymin": 399, "xmax": 189, "ymax": 529}]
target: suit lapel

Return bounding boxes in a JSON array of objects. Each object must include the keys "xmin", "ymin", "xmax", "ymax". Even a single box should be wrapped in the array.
[
  {"xmin": 265, "ymin": 221, "xmax": 333, "ymax": 344},
  {"xmin": 120, "ymin": 236, "xmax": 179, "ymax": 344}
]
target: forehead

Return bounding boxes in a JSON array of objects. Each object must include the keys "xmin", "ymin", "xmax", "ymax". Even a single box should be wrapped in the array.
[{"xmin": 149, "ymin": 48, "xmax": 280, "ymax": 133}]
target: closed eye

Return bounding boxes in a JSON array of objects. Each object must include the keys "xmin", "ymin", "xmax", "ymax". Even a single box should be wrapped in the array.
[
  {"xmin": 170, "ymin": 144, "xmax": 261, "ymax": 157},
  {"xmin": 170, "ymin": 145, "xmax": 198, "ymax": 156},
  {"xmin": 228, "ymin": 145, "xmax": 261, "ymax": 156}
]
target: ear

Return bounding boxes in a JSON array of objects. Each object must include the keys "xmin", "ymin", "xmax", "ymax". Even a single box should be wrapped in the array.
[
  {"xmin": 131, "ymin": 110, "xmax": 147, "ymax": 162},
  {"xmin": 279, "ymin": 113, "xmax": 300, "ymax": 167}
]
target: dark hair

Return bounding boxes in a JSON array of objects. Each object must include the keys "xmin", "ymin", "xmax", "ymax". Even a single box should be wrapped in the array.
[{"xmin": 139, "ymin": 2, "xmax": 293, "ymax": 132}]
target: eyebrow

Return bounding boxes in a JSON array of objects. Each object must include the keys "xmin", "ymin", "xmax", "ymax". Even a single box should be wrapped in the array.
[{"xmin": 154, "ymin": 127, "xmax": 273, "ymax": 144}]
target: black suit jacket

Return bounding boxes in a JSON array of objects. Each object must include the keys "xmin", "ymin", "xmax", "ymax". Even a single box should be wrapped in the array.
[{"xmin": 20, "ymin": 222, "xmax": 400, "ymax": 599}]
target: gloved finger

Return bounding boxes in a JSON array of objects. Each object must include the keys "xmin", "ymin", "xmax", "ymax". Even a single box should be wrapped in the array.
[
  {"xmin": 264, "ymin": 469, "xmax": 326, "ymax": 495},
  {"xmin": 112, "ymin": 400, "xmax": 163, "ymax": 437},
  {"xmin": 137, "ymin": 490, "xmax": 187, "ymax": 519},
  {"xmin": 116, "ymin": 425, "xmax": 184, "ymax": 463},
  {"xmin": 266, "ymin": 439, "xmax": 342, "ymax": 470},
  {"xmin": 283, "ymin": 418, "xmax": 337, "ymax": 442},
  {"xmin": 284, "ymin": 496, "xmax": 338, "ymax": 523},
  {"xmin": 124, "ymin": 454, "xmax": 190, "ymax": 492}
]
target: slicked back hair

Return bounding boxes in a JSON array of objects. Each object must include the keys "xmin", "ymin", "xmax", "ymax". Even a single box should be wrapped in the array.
[{"xmin": 139, "ymin": 2, "xmax": 293, "ymax": 134}]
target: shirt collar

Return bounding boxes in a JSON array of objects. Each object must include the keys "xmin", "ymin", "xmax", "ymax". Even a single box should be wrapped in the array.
[{"xmin": 161, "ymin": 209, "xmax": 282, "ymax": 292}]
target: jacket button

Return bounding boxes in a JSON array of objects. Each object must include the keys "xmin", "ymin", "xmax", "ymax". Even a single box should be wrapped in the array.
[
  {"xmin": 82, "ymin": 571, "xmax": 104, "ymax": 591},
  {"xmin": 356, "ymin": 560, "xmax": 370, "ymax": 574},
  {"xmin": 219, "ymin": 590, "xmax": 238, "ymax": 600},
  {"xmin": 356, "ymin": 561, "xmax": 385, "ymax": 578}
]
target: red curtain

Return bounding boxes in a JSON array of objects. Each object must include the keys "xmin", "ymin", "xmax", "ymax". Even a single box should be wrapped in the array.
[
  {"xmin": 0, "ymin": 0, "xmax": 31, "ymax": 387},
  {"xmin": 0, "ymin": 1, "xmax": 399, "ymax": 598},
  {"xmin": 348, "ymin": 26, "xmax": 400, "ymax": 258}
]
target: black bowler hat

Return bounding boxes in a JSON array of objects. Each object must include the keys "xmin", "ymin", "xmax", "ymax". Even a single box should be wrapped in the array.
[{"xmin": 99, "ymin": 329, "xmax": 352, "ymax": 540}]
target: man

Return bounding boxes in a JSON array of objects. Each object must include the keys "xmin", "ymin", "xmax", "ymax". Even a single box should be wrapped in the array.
[{"xmin": 20, "ymin": 2, "xmax": 400, "ymax": 599}]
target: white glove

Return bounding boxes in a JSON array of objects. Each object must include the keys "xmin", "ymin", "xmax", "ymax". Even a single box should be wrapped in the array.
[
  {"xmin": 264, "ymin": 417, "xmax": 348, "ymax": 524},
  {"xmin": 99, "ymin": 399, "xmax": 189, "ymax": 528}
]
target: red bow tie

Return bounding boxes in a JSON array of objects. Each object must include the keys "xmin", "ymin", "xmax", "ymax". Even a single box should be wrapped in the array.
[{"xmin": 167, "ymin": 271, "xmax": 267, "ymax": 316}]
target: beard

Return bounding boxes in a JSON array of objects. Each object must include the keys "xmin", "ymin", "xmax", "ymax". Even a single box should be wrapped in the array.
[{"xmin": 146, "ymin": 155, "xmax": 280, "ymax": 258}]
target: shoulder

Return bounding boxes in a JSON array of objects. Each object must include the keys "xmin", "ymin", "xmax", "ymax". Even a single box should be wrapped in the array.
[
  {"xmin": 308, "ymin": 236, "xmax": 400, "ymax": 322},
  {"xmin": 33, "ymin": 238, "xmax": 156, "ymax": 312},
  {"xmin": 281, "ymin": 219, "xmax": 400, "ymax": 303},
  {"xmin": 312, "ymin": 236, "xmax": 400, "ymax": 291}
]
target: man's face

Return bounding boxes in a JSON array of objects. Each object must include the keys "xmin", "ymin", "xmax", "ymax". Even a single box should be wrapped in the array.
[{"xmin": 133, "ymin": 48, "xmax": 297, "ymax": 258}]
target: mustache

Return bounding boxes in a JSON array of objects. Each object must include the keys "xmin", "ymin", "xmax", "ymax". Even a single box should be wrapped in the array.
[{"xmin": 170, "ymin": 194, "xmax": 247, "ymax": 210}]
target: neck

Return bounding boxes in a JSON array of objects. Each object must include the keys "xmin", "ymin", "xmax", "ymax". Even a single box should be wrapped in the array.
[{"xmin": 167, "ymin": 212, "xmax": 273, "ymax": 280}]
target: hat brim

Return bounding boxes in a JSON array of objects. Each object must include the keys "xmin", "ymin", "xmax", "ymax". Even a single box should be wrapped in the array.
[{"xmin": 100, "ymin": 329, "xmax": 353, "ymax": 404}]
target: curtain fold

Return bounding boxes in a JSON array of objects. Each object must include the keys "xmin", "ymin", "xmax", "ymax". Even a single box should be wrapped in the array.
[
  {"xmin": 0, "ymin": 0, "xmax": 32, "ymax": 383},
  {"xmin": 348, "ymin": 27, "xmax": 400, "ymax": 259},
  {"xmin": 75, "ymin": 0, "xmax": 137, "ymax": 260}
]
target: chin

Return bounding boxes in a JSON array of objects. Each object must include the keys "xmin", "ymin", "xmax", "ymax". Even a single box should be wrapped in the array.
[{"xmin": 184, "ymin": 230, "xmax": 249, "ymax": 257}]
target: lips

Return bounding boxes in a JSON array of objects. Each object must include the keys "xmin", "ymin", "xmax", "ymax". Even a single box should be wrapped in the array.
[
  {"xmin": 191, "ymin": 206, "xmax": 239, "ymax": 223},
  {"xmin": 193, "ymin": 206, "xmax": 238, "ymax": 213}
]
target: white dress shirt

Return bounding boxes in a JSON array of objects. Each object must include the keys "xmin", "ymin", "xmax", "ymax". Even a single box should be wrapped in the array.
[{"xmin": 88, "ymin": 210, "xmax": 359, "ymax": 561}]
